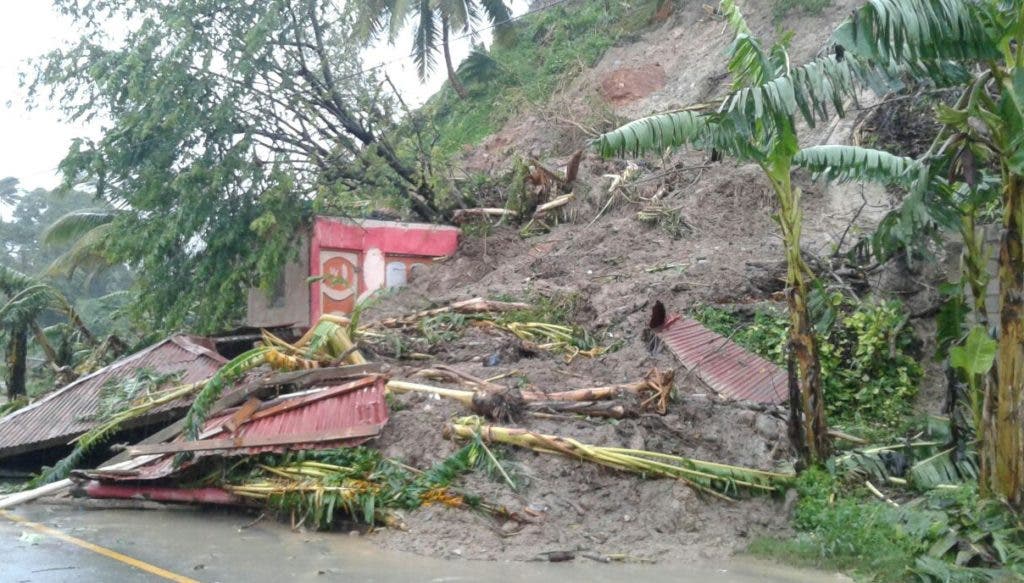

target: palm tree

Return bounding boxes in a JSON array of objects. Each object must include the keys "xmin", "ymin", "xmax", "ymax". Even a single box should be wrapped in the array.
[
  {"xmin": 832, "ymin": 0, "xmax": 1024, "ymax": 505},
  {"xmin": 0, "ymin": 265, "xmax": 93, "ymax": 399},
  {"xmin": 354, "ymin": 0, "xmax": 512, "ymax": 99},
  {"xmin": 594, "ymin": 0, "xmax": 920, "ymax": 465},
  {"xmin": 41, "ymin": 207, "xmax": 121, "ymax": 278}
]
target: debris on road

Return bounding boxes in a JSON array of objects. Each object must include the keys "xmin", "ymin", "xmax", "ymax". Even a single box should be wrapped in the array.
[{"xmin": 0, "ymin": 294, "xmax": 795, "ymax": 563}]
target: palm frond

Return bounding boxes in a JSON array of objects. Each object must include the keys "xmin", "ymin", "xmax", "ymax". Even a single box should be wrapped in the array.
[
  {"xmin": 442, "ymin": 0, "xmax": 472, "ymax": 31},
  {"xmin": 833, "ymin": 0, "xmax": 998, "ymax": 67},
  {"xmin": 0, "ymin": 265, "xmax": 36, "ymax": 298},
  {"xmin": 719, "ymin": 0, "xmax": 751, "ymax": 36},
  {"xmin": 41, "ymin": 208, "xmax": 118, "ymax": 246},
  {"xmin": 908, "ymin": 447, "xmax": 978, "ymax": 489},
  {"xmin": 43, "ymin": 221, "xmax": 116, "ymax": 279},
  {"xmin": 728, "ymin": 34, "xmax": 776, "ymax": 89},
  {"xmin": 412, "ymin": 0, "xmax": 437, "ymax": 81},
  {"xmin": 720, "ymin": 54, "xmax": 861, "ymax": 130},
  {"xmin": 178, "ymin": 346, "xmax": 269, "ymax": 443},
  {"xmin": 387, "ymin": 0, "xmax": 412, "ymax": 41},
  {"xmin": 594, "ymin": 110, "xmax": 711, "ymax": 158},
  {"xmin": 457, "ymin": 46, "xmax": 503, "ymax": 85},
  {"xmin": 478, "ymin": 0, "xmax": 511, "ymax": 26},
  {"xmin": 0, "ymin": 284, "xmax": 68, "ymax": 326},
  {"xmin": 794, "ymin": 145, "xmax": 921, "ymax": 184}
]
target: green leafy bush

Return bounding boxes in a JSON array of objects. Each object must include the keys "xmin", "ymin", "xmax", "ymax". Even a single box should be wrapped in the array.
[
  {"xmin": 751, "ymin": 469, "xmax": 1024, "ymax": 581},
  {"xmin": 691, "ymin": 299, "xmax": 922, "ymax": 427}
]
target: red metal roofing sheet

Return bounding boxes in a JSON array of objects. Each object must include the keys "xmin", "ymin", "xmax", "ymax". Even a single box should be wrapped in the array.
[
  {"xmin": 83, "ymin": 375, "xmax": 389, "ymax": 483},
  {"xmin": 658, "ymin": 317, "xmax": 788, "ymax": 404},
  {"xmin": 0, "ymin": 335, "xmax": 226, "ymax": 458}
]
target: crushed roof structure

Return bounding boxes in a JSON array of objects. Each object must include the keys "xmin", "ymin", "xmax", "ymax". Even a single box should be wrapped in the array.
[
  {"xmin": 0, "ymin": 335, "xmax": 226, "ymax": 460},
  {"xmin": 74, "ymin": 374, "xmax": 389, "ymax": 504}
]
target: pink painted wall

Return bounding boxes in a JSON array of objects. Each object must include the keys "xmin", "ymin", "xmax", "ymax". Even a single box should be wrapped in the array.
[{"xmin": 309, "ymin": 217, "xmax": 459, "ymax": 322}]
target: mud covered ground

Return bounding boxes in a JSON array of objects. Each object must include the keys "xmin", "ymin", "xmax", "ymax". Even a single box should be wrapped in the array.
[{"xmin": 355, "ymin": 230, "xmax": 799, "ymax": 561}]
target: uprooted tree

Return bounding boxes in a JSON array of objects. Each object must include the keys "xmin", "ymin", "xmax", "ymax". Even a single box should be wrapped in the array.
[
  {"xmin": 594, "ymin": 0, "xmax": 927, "ymax": 466},
  {"xmin": 32, "ymin": 0, "xmax": 445, "ymax": 332}
]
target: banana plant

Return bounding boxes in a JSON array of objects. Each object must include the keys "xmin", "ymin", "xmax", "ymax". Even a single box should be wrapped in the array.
[
  {"xmin": 835, "ymin": 0, "xmax": 1024, "ymax": 505},
  {"xmin": 594, "ymin": 0, "xmax": 916, "ymax": 465},
  {"xmin": 0, "ymin": 265, "xmax": 93, "ymax": 399}
]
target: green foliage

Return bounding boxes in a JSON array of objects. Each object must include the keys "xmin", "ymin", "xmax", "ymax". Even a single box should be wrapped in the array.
[
  {"xmin": 178, "ymin": 347, "xmax": 269, "ymax": 445},
  {"xmin": 793, "ymin": 145, "xmax": 920, "ymax": 185},
  {"xmin": 34, "ymin": 0, "xmax": 441, "ymax": 334},
  {"xmin": 752, "ymin": 469, "xmax": 1024, "ymax": 581},
  {"xmin": 950, "ymin": 327, "xmax": 998, "ymax": 379},
  {"xmin": 419, "ymin": 313, "xmax": 468, "ymax": 346},
  {"xmin": 222, "ymin": 441, "xmax": 511, "ymax": 529},
  {"xmin": 692, "ymin": 300, "xmax": 922, "ymax": 427},
  {"xmin": 425, "ymin": 0, "xmax": 659, "ymax": 158},
  {"xmin": 92, "ymin": 368, "xmax": 183, "ymax": 422}
]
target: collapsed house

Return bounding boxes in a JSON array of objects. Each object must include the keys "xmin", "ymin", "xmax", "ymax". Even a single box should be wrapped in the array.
[{"xmin": 0, "ymin": 335, "xmax": 226, "ymax": 467}]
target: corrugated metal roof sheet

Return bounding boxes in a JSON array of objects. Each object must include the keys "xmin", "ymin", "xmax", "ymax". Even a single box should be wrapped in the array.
[
  {"xmin": 0, "ymin": 335, "xmax": 226, "ymax": 458},
  {"xmin": 80, "ymin": 375, "xmax": 389, "ymax": 483},
  {"xmin": 658, "ymin": 317, "xmax": 788, "ymax": 404}
]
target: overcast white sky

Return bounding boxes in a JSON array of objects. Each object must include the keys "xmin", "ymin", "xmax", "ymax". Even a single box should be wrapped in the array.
[{"xmin": 0, "ymin": 1, "xmax": 529, "ymax": 191}]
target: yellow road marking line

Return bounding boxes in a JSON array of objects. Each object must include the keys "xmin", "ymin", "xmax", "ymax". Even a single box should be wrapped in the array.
[{"xmin": 0, "ymin": 509, "xmax": 199, "ymax": 583}]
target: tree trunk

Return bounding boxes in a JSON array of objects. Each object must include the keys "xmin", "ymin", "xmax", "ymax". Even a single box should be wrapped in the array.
[
  {"xmin": 773, "ymin": 168, "xmax": 831, "ymax": 466},
  {"xmin": 441, "ymin": 18, "xmax": 468, "ymax": 100},
  {"xmin": 5, "ymin": 325, "xmax": 27, "ymax": 400},
  {"xmin": 990, "ymin": 173, "xmax": 1024, "ymax": 505}
]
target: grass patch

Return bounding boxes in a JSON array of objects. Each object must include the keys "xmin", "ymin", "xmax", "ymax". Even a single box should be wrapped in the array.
[
  {"xmin": 422, "ymin": 0, "xmax": 659, "ymax": 160},
  {"xmin": 772, "ymin": 0, "xmax": 831, "ymax": 19}
]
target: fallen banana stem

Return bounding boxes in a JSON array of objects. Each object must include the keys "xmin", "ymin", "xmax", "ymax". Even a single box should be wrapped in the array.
[
  {"xmin": 386, "ymin": 380, "xmax": 475, "ymax": 405},
  {"xmin": 445, "ymin": 417, "xmax": 794, "ymax": 500}
]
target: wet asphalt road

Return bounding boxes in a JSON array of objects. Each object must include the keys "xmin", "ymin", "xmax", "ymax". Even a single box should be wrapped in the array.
[{"xmin": 0, "ymin": 503, "xmax": 849, "ymax": 583}]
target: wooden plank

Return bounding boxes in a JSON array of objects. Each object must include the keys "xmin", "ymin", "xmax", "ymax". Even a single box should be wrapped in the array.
[
  {"xmin": 101, "ymin": 363, "xmax": 382, "ymax": 466},
  {"xmin": 126, "ymin": 425, "xmax": 382, "ymax": 456},
  {"xmin": 222, "ymin": 398, "xmax": 261, "ymax": 434}
]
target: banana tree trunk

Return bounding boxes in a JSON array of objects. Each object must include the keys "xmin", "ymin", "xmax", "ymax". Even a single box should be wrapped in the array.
[
  {"xmin": 441, "ymin": 17, "xmax": 468, "ymax": 100},
  {"xmin": 991, "ymin": 173, "xmax": 1024, "ymax": 505},
  {"xmin": 959, "ymin": 213, "xmax": 995, "ymax": 494},
  {"xmin": 772, "ymin": 167, "xmax": 831, "ymax": 465},
  {"xmin": 5, "ymin": 325, "xmax": 27, "ymax": 400},
  {"xmin": 961, "ymin": 214, "xmax": 990, "ymax": 328}
]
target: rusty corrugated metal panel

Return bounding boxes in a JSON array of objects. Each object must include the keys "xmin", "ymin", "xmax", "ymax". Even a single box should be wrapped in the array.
[
  {"xmin": 0, "ymin": 335, "xmax": 226, "ymax": 459},
  {"xmin": 658, "ymin": 317, "xmax": 788, "ymax": 404},
  {"xmin": 82, "ymin": 376, "xmax": 389, "ymax": 483}
]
